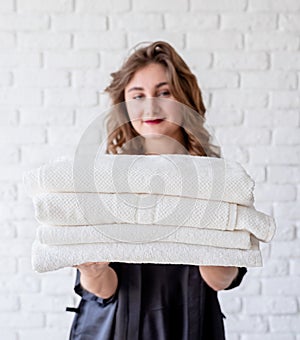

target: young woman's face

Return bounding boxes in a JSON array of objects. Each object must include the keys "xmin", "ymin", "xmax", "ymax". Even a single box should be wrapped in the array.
[{"xmin": 124, "ymin": 63, "xmax": 184, "ymax": 142}]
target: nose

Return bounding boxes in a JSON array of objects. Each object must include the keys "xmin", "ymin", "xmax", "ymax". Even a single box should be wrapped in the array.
[{"xmin": 143, "ymin": 98, "xmax": 161, "ymax": 118}]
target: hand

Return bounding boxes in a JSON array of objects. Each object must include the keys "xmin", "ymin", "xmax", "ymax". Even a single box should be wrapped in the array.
[
  {"xmin": 73, "ymin": 262, "xmax": 118, "ymax": 298},
  {"xmin": 73, "ymin": 262, "xmax": 110, "ymax": 279}
]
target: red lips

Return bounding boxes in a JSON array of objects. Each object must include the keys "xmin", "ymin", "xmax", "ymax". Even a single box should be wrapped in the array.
[{"xmin": 144, "ymin": 119, "xmax": 164, "ymax": 124}]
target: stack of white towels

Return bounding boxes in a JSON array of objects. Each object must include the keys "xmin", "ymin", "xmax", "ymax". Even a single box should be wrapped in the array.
[{"xmin": 23, "ymin": 154, "xmax": 276, "ymax": 273}]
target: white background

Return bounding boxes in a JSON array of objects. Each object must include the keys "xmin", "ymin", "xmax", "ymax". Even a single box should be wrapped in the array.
[{"xmin": 0, "ymin": 0, "xmax": 299, "ymax": 339}]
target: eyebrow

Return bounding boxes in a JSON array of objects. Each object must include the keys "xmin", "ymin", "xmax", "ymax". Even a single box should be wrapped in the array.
[{"xmin": 127, "ymin": 82, "xmax": 168, "ymax": 93}]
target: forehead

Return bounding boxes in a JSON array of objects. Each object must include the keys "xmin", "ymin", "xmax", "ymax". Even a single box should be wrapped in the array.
[{"xmin": 126, "ymin": 63, "xmax": 168, "ymax": 87}]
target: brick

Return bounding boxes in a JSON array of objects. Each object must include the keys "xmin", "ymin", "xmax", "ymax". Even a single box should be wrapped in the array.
[
  {"xmin": 221, "ymin": 13, "xmax": 277, "ymax": 31},
  {"xmin": 214, "ymin": 51, "xmax": 269, "ymax": 70},
  {"xmin": 0, "ymin": 71, "xmax": 12, "ymax": 86},
  {"xmin": 0, "ymin": 52, "xmax": 41, "ymax": 68},
  {"xmin": 0, "ymin": 274, "xmax": 40, "ymax": 293},
  {"xmin": 0, "ymin": 296, "xmax": 19, "ymax": 312},
  {"xmin": 271, "ymin": 240, "xmax": 300, "ymax": 257},
  {"xmin": 0, "ymin": 331, "xmax": 17, "ymax": 340},
  {"xmin": 221, "ymin": 146, "xmax": 249, "ymax": 163},
  {"xmin": 72, "ymin": 70, "xmax": 110, "ymax": 88},
  {"xmin": 19, "ymin": 330, "xmax": 70, "ymax": 340},
  {"xmin": 45, "ymin": 51, "xmax": 99, "ymax": 68},
  {"xmin": 0, "ymin": 32, "xmax": 15, "ymax": 48},
  {"xmin": 241, "ymin": 334, "xmax": 294, "ymax": 340},
  {"xmin": 0, "ymin": 239, "xmax": 32, "ymax": 258},
  {"xmin": 0, "ymin": 0, "xmax": 14, "ymax": 12},
  {"xmin": 0, "ymin": 127, "xmax": 45, "ymax": 144},
  {"xmin": 215, "ymin": 127, "xmax": 271, "ymax": 145},
  {"xmin": 20, "ymin": 294, "xmax": 73, "ymax": 312},
  {"xmin": 76, "ymin": 0, "xmax": 131, "ymax": 13},
  {"xmin": 196, "ymin": 70, "xmax": 238, "ymax": 89},
  {"xmin": 45, "ymin": 89, "xmax": 97, "ymax": 107},
  {"xmin": 0, "ymin": 218, "xmax": 17, "ymax": 237},
  {"xmin": 0, "ymin": 201, "xmax": 35, "ymax": 221},
  {"xmin": 75, "ymin": 107, "xmax": 105, "ymax": 127},
  {"xmin": 246, "ymin": 32, "xmax": 299, "ymax": 51},
  {"xmin": 21, "ymin": 144, "xmax": 75, "ymax": 164},
  {"xmin": 187, "ymin": 31, "xmax": 243, "ymax": 50},
  {"xmin": 225, "ymin": 315, "xmax": 268, "ymax": 332},
  {"xmin": 251, "ymin": 258, "xmax": 289, "ymax": 276},
  {"xmin": 270, "ymin": 316, "xmax": 300, "ymax": 332},
  {"xmin": 15, "ymin": 69, "xmax": 70, "ymax": 88},
  {"xmin": 272, "ymin": 219, "xmax": 296, "ymax": 241},
  {"xmin": 0, "ymin": 89, "xmax": 42, "ymax": 106},
  {"xmin": 249, "ymin": 0, "xmax": 300, "ymax": 11},
  {"xmin": 46, "ymin": 312, "xmax": 75, "ymax": 328},
  {"xmin": 254, "ymin": 184, "xmax": 296, "ymax": 201},
  {"xmin": 0, "ymin": 14, "xmax": 49, "ymax": 30},
  {"xmin": 42, "ymin": 276, "xmax": 74, "ymax": 295},
  {"xmin": 17, "ymin": 32, "xmax": 71, "ymax": 49},
  {"xmin": 128, "ymin": 32, "xmax": 185, "ymax": 50},
  {"xmin": 244, "ymin": 166, "xmax": 265, "ymax": 182},
  {"xmin": 290, "ymin": 259, "xmax": 300, "ymax": 275},
  {"xmin": 0, "ymin": 146, "xmax": 19, "ymax": 164},
  {"xmin": 271, "ymin": 91, "xmax": 300, "ymax": 109},
  {"xmin": 74, "ymin": 31, "xmax": 126, "ymax": 50},
  {"xmin": 180, "ymin": 51, "xmax": 212, "ymax": 70},
  {"xmin": 0, "ymin": 257, "xmax": 17, "ymax": 274},
  {"xmin": 244, "ymin": 109, "xmax": 299, "ymax": 127},
  {"xmin": 0, "ymin": 312, "xmax": 44, "ymax": 328},
  {"xmin": 244, "ymin": 296, "xmax": 297, "ymax": 314},
  {"xmin": 18, "ymin": 257, "xmax": 36, "ymax": 274},
  {"xmin": 279, "ymin": 14, "xmax": 300, "ymax": 31},
  {"xmin": 0, "ymin": 164, "xmax": 31, "ymax": 182},
  {"xmin": 14, "ymin": 220, "xmax": 38, "ymax": 239},
  {"xmin": 241, "ymin": 71, "xmax": 297, "ymax": 90},
  {"xmin": 218, "ymin": 295, "xmax": 241, "ymax": 313},
  {"xmin": 52, "ymin": 14, "xmax": 106, "ymax": 31},
  {"xmin": 18, "ymin": 0, "xmax": 73, "ymax": 12},
  {"xmin": 272, "ymin": 52, "xmax": 300, "ymax": 70},
  {"xmin": 206, "ymin": 109, "xmax": 243, "ymax": 126},
  {"xmin": 212, "ymin": 90, "xmax": 268, "ymax": 108},
  {"xmin": 249, "ymin": 146, "xmax": 300, "ymax": 165},
  {"xmin": 20, "ymin": 108, "xmax": 73, "ymax": 126},
  {"xmin": 274, "ymin": 128, "xmax": 300, "ymax": 144},
  {"xmin": 100, "ymin": 50, "xmax": 127, "ymax": 71},
  {"xmin": 111, "ymin": 13, "xmax": 163, "ymax": 30},
  {"xmin": 47, "ymin": 126, "xmax": 92, "ymax": 145},
  {"xmin": 0, "ymin": 110, "xmax": 18, "ymax": 125},
  {"xmin": 165, "ymin": 13, "xmax": 218, "ymax": 31},
  {"xmin": 0, "ymin": 182, "xmax": 17, "ymax": 201},
  {"xmin": 268, "ymin": 166, "xmax": 300, "ymax": 184},
  {"xmin": 133, "ymin": 0, "xmax": 187, "ymax": 12},
  {"xmin": 191, "ymin": 0, "xmax": 247, "ymax": 11}
]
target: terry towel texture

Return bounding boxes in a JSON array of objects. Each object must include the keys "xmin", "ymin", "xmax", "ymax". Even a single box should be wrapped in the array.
[
  {"xmin": 32, "ymin": 192, "xmax": 275, "ymax": 242},
  {"xmin": 23, "ymin": 154, "xmax": 276, "ymax": 272},
  {"xmin": 23, "ymin": 154, "xmax": 255, "ymax": 206},
  {"xmin": 37, "ymin": 224, "xmax": 252, "ymax": 249},
  {"xmin": 32, "ymin": 236, "xmax": 262, "ymax": 273}
]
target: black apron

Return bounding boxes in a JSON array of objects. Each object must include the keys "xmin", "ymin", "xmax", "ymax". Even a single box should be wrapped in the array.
[{"xmin": 68, "ymin": 263, "xmax": 247, "ymax": 340}]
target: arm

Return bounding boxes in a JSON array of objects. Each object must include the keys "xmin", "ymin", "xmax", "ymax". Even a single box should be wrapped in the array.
[
  {"xmin": 74, "ymin": 262, "xmax": 118, "ymax": 299},
  {"xmin": 199, "ymin": 266, "xmax": 239, "ymax": 291}
]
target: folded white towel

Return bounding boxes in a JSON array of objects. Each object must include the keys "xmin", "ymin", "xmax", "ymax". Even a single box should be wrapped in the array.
[
  {"xmin": 23, "ymin": 154, "xmax": 255, "ymax": 206},
  {"xmin": 32, "ymin": 236, "xmax": 262, "ymax": 273},
  {"xmin": 37, "ymin": 224, "xmax": 252, "ymax": 250},
  {"xmin": 32, "ymin": 192, "xmax": 276, "ymax": 242}
]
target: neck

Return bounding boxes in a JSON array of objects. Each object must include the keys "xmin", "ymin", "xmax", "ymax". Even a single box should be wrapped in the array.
[{"xmin": 144, "ymin": 134, "xmax": 187, "ymax": 155}]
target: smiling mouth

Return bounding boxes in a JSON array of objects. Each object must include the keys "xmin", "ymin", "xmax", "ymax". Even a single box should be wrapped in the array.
[{"xmin": 143, "ymin": 118, "xmax": 165, "ymax": 124}]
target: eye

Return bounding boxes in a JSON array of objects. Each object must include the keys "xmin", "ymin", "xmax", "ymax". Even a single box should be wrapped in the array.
[
  {"xmin": 158, "ymin": 90, "xmax": 170, "ymax": 97},
  {"xmin": 133, "ymin": 94, "xmax": 144, "ymax": 100}
]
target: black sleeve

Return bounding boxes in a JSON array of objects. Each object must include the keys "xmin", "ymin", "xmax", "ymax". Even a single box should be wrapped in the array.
[
  {"xmin": 225, "ymin": 267, "xmax": 247, "ymax": 290},
  {"xmin": 73, "ymin": 269, "xmax": 117, "ymax": 306}
]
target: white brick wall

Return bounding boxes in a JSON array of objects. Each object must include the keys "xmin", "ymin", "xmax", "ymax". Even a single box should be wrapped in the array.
[{"xmin": 0, "ymin": 0, "xmax": 299, "ymax": 339}]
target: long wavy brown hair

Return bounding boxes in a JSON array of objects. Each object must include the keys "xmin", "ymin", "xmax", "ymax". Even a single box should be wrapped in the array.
[{"xmin": 104, "ymin": 41, "xmax": 220, "ymax": 157}]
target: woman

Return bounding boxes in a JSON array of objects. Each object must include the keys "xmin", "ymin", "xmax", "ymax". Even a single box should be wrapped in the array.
[{"xmin": 68, "ymin": 41, "xmax": 247, "ymax": 340}]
